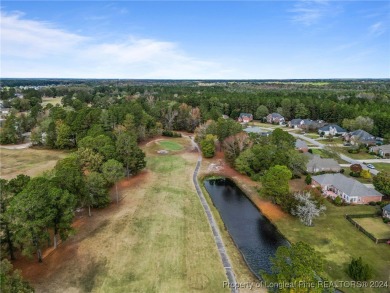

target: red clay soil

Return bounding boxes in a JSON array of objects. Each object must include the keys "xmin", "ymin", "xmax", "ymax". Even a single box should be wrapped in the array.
[
  {"xmin": 12, "ymin": 171, "xmax": 149, "ymax": 284},
  {"xmin": 202, "ymin": 151, "xmax": 289, "ymax": 222}
]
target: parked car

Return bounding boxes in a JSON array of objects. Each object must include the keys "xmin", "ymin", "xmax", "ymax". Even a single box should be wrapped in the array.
[
  {"xmin": 343, "ymin": 142, "xmax": 351, "ymax": 146},
  {"xmin": 367, "ymin": 164, "xmax": 375, "ymax": 169}
]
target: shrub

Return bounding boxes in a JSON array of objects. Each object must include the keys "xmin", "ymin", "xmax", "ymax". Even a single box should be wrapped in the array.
[
  {"xmin": 383, "ymin": 218, "xmax": 390, "ymax": 224},
  {"xmin": 308, "ymin": 149, "xmax": 313, "ymax": 154},
  {"xmin": 349, "ymin": 171, "xmax": 360, "ymax": 177},
  {"xmin": 347, "ymin": 257, "xmax": 372, "ymax": 281},
  {"xmin": 162, "ymin": 130, "xmax": 181, "ymax": 137},
  {"xmin": 360, "ymin": 170, "xmax": 371, "ymax": 179},
  {"xmin": 368, "ymin": 201, "xmax": 376, "ymax": 206},
  {"xmin": 305, "ymin": 174, "xmax": 312, "ymax": 185},
  {"xmin": 334, "ymin": 196, "xmax": 343, "ymax": 206},
  {"xmin": 340, "ymin": 169, "xmax": 345, "ymax": 173}
]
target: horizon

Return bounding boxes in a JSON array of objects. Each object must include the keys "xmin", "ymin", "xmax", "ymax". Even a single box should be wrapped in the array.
[{"xmin": 1, "ymin": 1, "xmax": 390, "ymax": 79}]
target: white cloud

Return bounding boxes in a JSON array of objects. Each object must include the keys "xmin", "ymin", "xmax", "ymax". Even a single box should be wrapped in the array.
[
  {"xmin": 290, "ymin": 0, "xmax": 338, "ymax": 26},
  {"xmin": 0, "ymin": 11, "xmax": 236, "ymax": 79},
  {"xmin": 369, "ymin": 22, "xmax": 386, "ymax": 36}
]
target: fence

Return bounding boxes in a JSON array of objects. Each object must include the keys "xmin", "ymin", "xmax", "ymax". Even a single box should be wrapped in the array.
[{"xmin": 345, "ymin": 214, "xmax": 389, "ymax": 244}]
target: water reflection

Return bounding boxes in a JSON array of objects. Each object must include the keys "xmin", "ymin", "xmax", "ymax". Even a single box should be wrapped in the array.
[{"xmin": 204, "ymin": 178, "xmax": 289, "ymax": 278}]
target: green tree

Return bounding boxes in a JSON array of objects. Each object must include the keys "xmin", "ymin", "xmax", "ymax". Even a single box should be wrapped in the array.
[
  {"xmin": 262, "ymin": 242, "xmax": 324, "ymax": 293},
  {"xmin": 215, "ymin": 118, "xmax": 242, "ymax": 145},
  {"xmin": 76, "ymin": 147, "xmax": 104, "ymax": 172},
  {"xmin": 8, "ymin": 177, "xmax": 56, "ymax": 262},
  {"xmin": 7, "ymin": 174, "xmax": 30, "ymax": 194},
  {"xmin": 55, "ymin": 120, "xmax": 74, "ymax": 149},
  {"xmin": 85, "ymin": 172, "xmax": 110, "ymax": 216},
  {"xmin": 373, "ymin": 172, "xmax": 390, "ymax": 196},
  {"xmin": 102, "ymin": 159, "xmax": 124, "ymax": 204},
  {"xmin": 78, "ymin": 134, "xmax": 117, "ymax": 160},
  {"xmin": 294, "ymin": 103, "xmax": 309, "ymax": 118},
  {"xmin": 0, "ymin": 259, "xmax": 34, "ymax": 293},
  {"xmin": 49, "ymin": 187, "xmax": 77, "ymax": 249},
  {"xmin": 255, "ymin": 105, "xmax": 269, "ymax": 120},
  {"xmin": 0, "ymin": 113, "xmax": 20, "ymax": 144},
  {"xmin": 0, "ymin": 180, "xmax": 16, "ymax": 260},
  {"xmin": 200, "ymin": 134, "xmax": 216, "ymax": 158},
  {"xmin": 261, "ymin": 165, "xmax": 292, "ymax": 205},
  {"xmin": 53, "ymin": 157, "xmax": 86, "ymax": 202},
  {"xmin": 271, "ymin": 128, "xmax": 296, "ymax": 152},
  {"xmin": 116, "ymin": 132, "xmax": 146, "ymax": 177},
  {"xmin": 347, "ymin": 257, "xmax": 372, "ymax": 281}
]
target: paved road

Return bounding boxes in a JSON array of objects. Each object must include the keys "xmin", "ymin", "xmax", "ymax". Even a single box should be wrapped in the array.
[{"xmin": 190, "ymin": 138, "xmax": 238, "ymax": 293}]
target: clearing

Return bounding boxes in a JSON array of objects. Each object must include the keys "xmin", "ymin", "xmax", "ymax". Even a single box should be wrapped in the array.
[
  {"xmin": 353, "ymin": 217, "xmax": 390, "ymax": 240},
  {"xmin": 41, "ymin": 96, "xmax": 62, "ymax": 107},
  {"xmin": 15, "ymin": 137, "xmax": 229, "ymax": 293},
  {"xmin": 0, "ymin": 148, "xmax": 69, "ymax": 179},
  {"xmin": 157, "ymin": 139, "xmax": 184, "ymax": 151}
]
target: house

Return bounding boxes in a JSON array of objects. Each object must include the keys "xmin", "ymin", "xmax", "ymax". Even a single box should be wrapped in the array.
[
  {"xmin": 243, "ymin": 126, "xmax": 271, "ymax": 137},
  {"xmin": 383, "ymin": 204, "xmax": 390, "ymax": 219},
  {"xmin": 266, "ymin": 113, "xmax": 285, "ymax": 124},
  {"xmin": 295, "ymin": 139, "xmax": 308, "ymax": 152},
  {"xmin": 318, "ymin": 124, "xmax": 346, "ymax": 136},
  {"xmin": 344, "ymin": 129, "xmax": 376, "ymax": 146},
  {"xmin": 312, "ymin": 173, "xmax": 383, "ymax": 204},
  {"xmin": 238, "ymin": 113, "xmax": 253, "ymax": 123},
  {"xmin": 289, "ymin": 119, "xmax": 326, "ymax": 130},
  {"xmin": 305, "ymin": 154, "xmax": 341, "ymax": 173},
  {"xmin": 369, "ymin": 144, "xmax": 390, "ymax": 158}
]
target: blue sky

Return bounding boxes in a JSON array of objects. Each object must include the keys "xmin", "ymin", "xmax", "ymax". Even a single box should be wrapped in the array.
[{"xmin": 1, "ymin": 1, "xmax": 389, "ymax": 79}]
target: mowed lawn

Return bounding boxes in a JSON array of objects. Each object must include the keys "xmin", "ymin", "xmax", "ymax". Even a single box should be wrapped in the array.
[
  {"xmin": 372, "ymin": 163, "xmax": 390, "ymax": 173},
  {"xmin": 274, "ymin": 201, "xmax": 390, "ymax": 293},
  {"xmin": 353, "ymin": 217, "xmax": 390, "ymax": 239},
  {"xmin": 0, "ymin": 148, "xmax": 69, "ymax": 179},
  {"xmin": 158, "ymin": 139, "xmax": 184, "ymax": 151}
]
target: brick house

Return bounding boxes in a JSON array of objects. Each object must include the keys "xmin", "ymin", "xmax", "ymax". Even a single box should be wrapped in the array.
[
  {"xmin": 312, "ymin": 173, "xmax": 383, "ymax": 204},
  {"xmin": 266, "ymin": 113, "xmax": 285, "ymax": 124},
  {"xmin": 237, "ymin": 113, "xmax": 253, "ymax": 123}
]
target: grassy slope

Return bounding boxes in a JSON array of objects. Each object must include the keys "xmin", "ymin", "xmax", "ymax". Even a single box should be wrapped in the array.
[
  {"xmin": 274, "ymin": 201, "xmax": 390, "ymax": 293},
  {"xmin": 158, "ymin": 140, "xmax": 184, "ymax": 151},
  {"xmin": 372, "ymin": 163, "xmax": 390, "ymax": 173},
  {"xmin": 0, "ymin": 148, "xmax": 68, "ymax": 179}
]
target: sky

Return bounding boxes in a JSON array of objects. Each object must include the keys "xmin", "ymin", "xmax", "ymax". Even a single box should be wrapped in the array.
[{"xmin": 1, "ymin": 1, "xmax": 389, "ymax": 79}]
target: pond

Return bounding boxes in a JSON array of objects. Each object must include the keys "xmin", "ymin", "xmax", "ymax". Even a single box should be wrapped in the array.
[{"xmin": 204, "ymin": 178, "xmax": 289, "ymax": 278}]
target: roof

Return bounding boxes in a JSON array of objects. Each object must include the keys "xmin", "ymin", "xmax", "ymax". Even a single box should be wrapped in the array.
[
  {"xmin": 371, "ymin": 144, "xmax": 390, "ymax": 152},
  {"xmin": 319, "ymin": 124, "xmax": 346, "ymax": 133},
  {"xmin": 350, "ymin": 129, "xmax": 375, "ymax": 141},
  {"xmin": 306, "ymin": 155, "xmax": 340, "ymax": 172},
  {"xmin": 239, "ymin": 113, "xmax": 253, "ymax": 118},
  {"xmin": 243, "ymin": 127, "xmax": 271, "ymax": 136},
  {"xmin": 269, "ymin": 112, "xmax": 283, "ymax": 118},
  {"xmin": 295, "ymin": 139, "xmax": 308, "ymax": 149},
  {"xmin": 289, "ymin": 118, "xmax": 302, "ymax": 125},
  {"xmin": 383, "ymin": 204, "xmax": 390, "ymax": 213},
  {"xmin": 312, "ymin": 173, "xmax": 383, "ymax": 198}
]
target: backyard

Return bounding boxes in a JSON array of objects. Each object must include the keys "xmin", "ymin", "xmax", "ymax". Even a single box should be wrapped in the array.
[
  {"xmin": 372, "ymin": 163, "xmax": 390, "ymax": 173},
  {"xmin": 274, "ymin": 201, "xmax": 390, "ymax": 293},
  {"xmin": 353, "ymin": 217, "xmax": 390, "ymax": 240}
]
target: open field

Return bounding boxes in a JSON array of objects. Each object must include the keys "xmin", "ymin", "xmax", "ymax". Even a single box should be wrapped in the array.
[
  {"xmin": 274, "ymin": 201, "xmax": 390, "ymax": 293},
  {"xmin": 41, "ymin": 96, "xmax": 62, "ymax": 107},
  {"xmin": 0, "ymin": 148, "xmax": 69, "ymax": 179},
  {"xmin": 353, "ymin": 217, "xmax": 390, "ymax": 239},
  {"xmin": 311, "ymin": 148, "xmax": 349, "ymax": 164},
  {"xmin": 372, "ymin": 163, "xmax": 390, "ymax": 173},
  {"xmin": 17, "ymin": 137, "xmax": 229, "ymax": 293}
]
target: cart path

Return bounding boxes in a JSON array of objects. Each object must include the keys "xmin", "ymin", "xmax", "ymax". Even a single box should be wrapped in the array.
[{"xmin": 191, "ymin": 137, "xmax": 238, "ymax": 293}]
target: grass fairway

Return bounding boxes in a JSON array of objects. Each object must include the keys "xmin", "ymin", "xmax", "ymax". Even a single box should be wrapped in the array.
[
  {"xmin": 41, "ymin": 96, "xmax": 62, "ymax": 107},
  {"xmin": 28, "ymin": 138, "xmax": 228, "ymax": 293},
  {"xmin": 158, "ymin": 139, "xmax": 184, "ymax": 151},
  {"xmin": 274, "ymin": 201, "xmax": 390, "ymax": 293},
  {"xmin": 353, "ymin": 217, "xmax": 390, "ymax": 239},
  {"xmin": 0, "ymin": 148, "xmax": 68, "ymax": 179}
]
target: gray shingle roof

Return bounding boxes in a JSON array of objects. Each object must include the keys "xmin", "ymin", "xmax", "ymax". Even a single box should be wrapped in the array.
[
  {"xmin": 351, "ymin": 129, "xmax": 376, "ymax": 141},
  {"xmin": 239, "ymin": 113, "xmax": 253, "ymax": 118},
  {"xmin": 295, "ymin": 139, "xmax": 308, "ymax": 149},
  {"xmin": 269, "ymin": 112, "xmax": 283, "ymax": 118},
  {"xmin": 319, "ymin": 124, "xmax": 346, "ymax": 133},
  {"xmin": 306, "ymin": 155, "xmax": 340, "ymax": 173},
  {"xmin": 312, "ymin": 173, "xmax": 383, "ymax": 198},
  {"xmin": 383, "ymin": 204, "xmax": 390, "ymax": 213}
]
